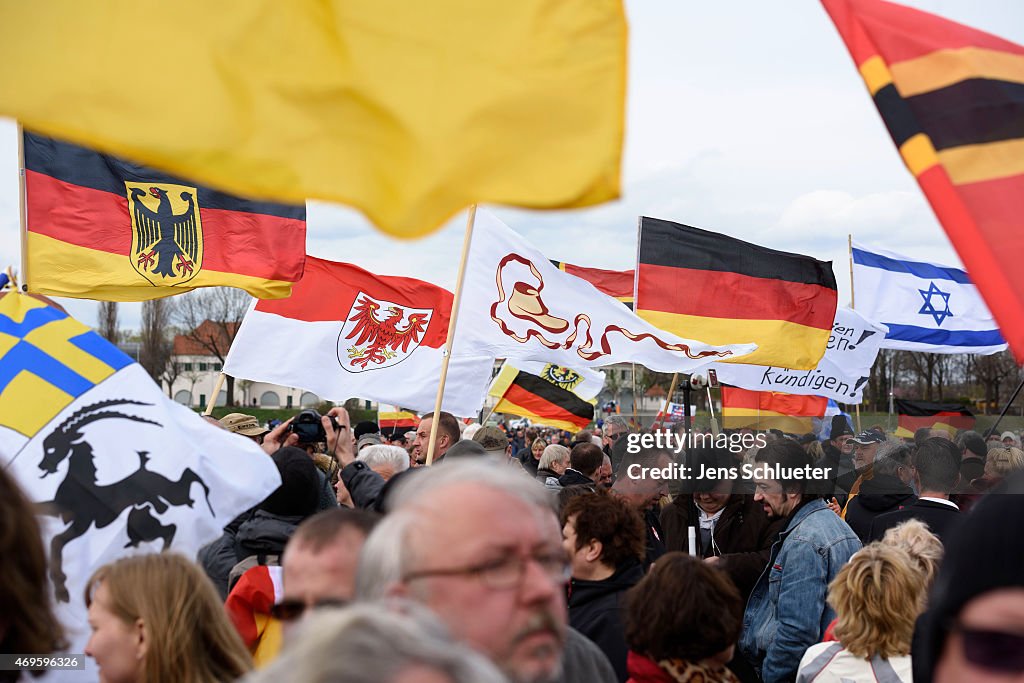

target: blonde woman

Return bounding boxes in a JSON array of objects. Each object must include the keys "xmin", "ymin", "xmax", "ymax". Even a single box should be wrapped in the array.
[
  {"xmin": 796, "ymin": 545, "xmax": 922, "ymax": 682},
  {"xmin": 880, "ymin": 518, "xmax": 943, "ymax": 599},
  {"xmin": 85, "ymin": 553, "xmax": 251, "ymax": 683}
]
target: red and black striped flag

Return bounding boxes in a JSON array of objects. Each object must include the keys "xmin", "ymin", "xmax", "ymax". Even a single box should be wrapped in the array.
[
  {"xmin": 823, "ymin": 0, "xmax": 1024, "ymax": 360},
  {"xmin": 23, "ymin": 131, "xmax": 306, "ymax": 301},
  {"xmin": 635, "ymin": 217, "xmax": 838, "ymax": 370},
  {"xmin": 487, "ymin": 363, "xmax": 594, "ymax": 431}
]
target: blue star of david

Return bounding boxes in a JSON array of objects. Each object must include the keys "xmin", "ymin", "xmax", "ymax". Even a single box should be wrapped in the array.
[{"xmin": 918, "ymin": 282, "xmax": 953, "ymax": 326}]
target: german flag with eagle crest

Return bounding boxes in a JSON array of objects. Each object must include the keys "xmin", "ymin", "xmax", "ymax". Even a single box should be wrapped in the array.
[{"xmin": 23, "ymin": 132, "xmax": 306, "ymax": 301}]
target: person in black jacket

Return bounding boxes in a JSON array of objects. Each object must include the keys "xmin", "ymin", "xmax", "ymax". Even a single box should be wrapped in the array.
[
  {"xmin": 819, "ymin": 415, "xmax": 856, "ymax": 497},
  {"xmin": 869, "ymin": 438, "xmax": 962, "ymax": 545},
  {"xmin": 842, "ymin": 442, "xmax": 916, "ymax": 543},
  {"xmin": 660, "ymin": 445, "xmax": 782, "ymax": 599},
  {"xmin": 562, "ymin": 489, "xmax": 646, "ymax": 683},
  {"xmin": 558, "ymin": 442, "xmax": 603, "ymax": 489},
  {"xmin": 199, "ymin": 447, "xmax": 320, "ymax": 599}
]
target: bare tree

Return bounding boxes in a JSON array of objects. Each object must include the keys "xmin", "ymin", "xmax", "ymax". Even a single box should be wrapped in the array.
[
  {"xmin": 161, "ymin": 356, "xmax": 184, "ymax": 399},
  {"xmin": 969, "ymin": 351, "xmax": 1019, "ymax": 414},
  {"xmin": 174, "ymin": 287, "xmax": 252, "ymax": 406},
  {"xmin": 97, "ymin": 301, "xmax": 120, "ymax": 344},
  {"xmin": 139, "ymin": 299, "xmax": 175, "ymax": 389}
]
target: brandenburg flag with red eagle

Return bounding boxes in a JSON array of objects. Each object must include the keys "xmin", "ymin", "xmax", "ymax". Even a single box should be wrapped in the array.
[
  {"xmin": 23, "ymin": 132, "xmax": 307, "ymax": 301},
  {"xmin": 223, "ymin": 257, "xmax": 495, "ymax": 417},
  {"xmin": 822, "ymin": 0, "xmax": 1024, "ymax": 360}
]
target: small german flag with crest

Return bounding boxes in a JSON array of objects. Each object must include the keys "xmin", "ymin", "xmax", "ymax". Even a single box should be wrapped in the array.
[
  {"xmin": 23, "ymin": 132, "xmax": 306, "ymax": 301},
  {"xmin": 488, "ymin": 363, "xmax": 594, "ymax": 431}
]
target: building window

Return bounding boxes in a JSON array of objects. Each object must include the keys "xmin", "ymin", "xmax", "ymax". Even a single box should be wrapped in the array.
[
  {"xmin": 260, "ymin": 391, "xmax": 281, "ymax": 407},
  {"xmin": 199, "ymin": 362, "xmax": 208, "ymax": 371},
  {"xmin": 213, "ymin": 363, "xmax": 222, "ymax": 371},
  {"xmin": 182, "ymin": 363, "xmax": 192, "ymax": 371}
]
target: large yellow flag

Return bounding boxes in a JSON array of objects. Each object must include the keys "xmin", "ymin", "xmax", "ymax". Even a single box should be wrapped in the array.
[{"xmin": 0, "ymin": 1, "xmax": 626, "ymax": 238}]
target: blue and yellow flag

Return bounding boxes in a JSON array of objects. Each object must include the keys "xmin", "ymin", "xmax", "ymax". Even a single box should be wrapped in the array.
[{"xmin": 0, "ymin": 294, "xmax": 132, "ymax": 439}]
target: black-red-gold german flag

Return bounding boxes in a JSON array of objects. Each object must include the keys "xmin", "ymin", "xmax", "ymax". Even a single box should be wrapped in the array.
[
  {"xmin": 894, "ymin": 399, "xmax": 974, "ymax": 439},
  {"xmin": 635, "ymin": 217, "xmax": 838, "ymax": 370},
  {"xmin": 721, "ymin": 387, "xmax": 828, "ymax": 434},
  {"xmin": 24, "ymin": 131, "xmax": 306, "ymax": 301},
  {"xmin": 551, "ymin": 260, "xmax": 634, "ymax": 308},
  {"xmin": 823, "ymin": 0, "xmax": 1024, "ymax": 361},
  {"xmin": 488, "ymin": 364, "xmax": 594, "ymax": 431}
]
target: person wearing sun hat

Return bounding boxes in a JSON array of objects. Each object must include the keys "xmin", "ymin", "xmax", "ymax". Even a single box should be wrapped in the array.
[{"xmin": 220, "ymin": 412, "xmax": 270, "ymax": 444}]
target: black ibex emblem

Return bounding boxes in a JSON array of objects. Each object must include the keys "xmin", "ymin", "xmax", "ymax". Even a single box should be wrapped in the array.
[{"xmin": 38, "ymin": 399, "xmax": 214, "ymax": 602}]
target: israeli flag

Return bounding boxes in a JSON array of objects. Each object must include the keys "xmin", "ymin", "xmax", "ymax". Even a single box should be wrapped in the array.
[{"xmin": 852, "ymin": 242, "xmax": 1007, "ymax": 355}]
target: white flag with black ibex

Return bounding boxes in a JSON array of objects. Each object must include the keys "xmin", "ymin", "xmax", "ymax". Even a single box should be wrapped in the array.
[{"xmin": 0, "ymin": 292, "xmax": 280, "ymax": 677}]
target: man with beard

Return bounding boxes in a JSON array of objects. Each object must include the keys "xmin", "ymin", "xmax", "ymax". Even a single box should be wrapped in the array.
[
  {"xmin": 355, "ymin": 460, "xmax": 617, "ymax": 683},
  {"xmin": 836, "ymin": 429, "xmax": 885, "ymax": 496},
  {"xmin": 739, "ymin": 440, "xmax": 861, "ymax": 683},
  {"xmin": 660, "ymin": 446, "xmax": 782, "ymax": 599}
]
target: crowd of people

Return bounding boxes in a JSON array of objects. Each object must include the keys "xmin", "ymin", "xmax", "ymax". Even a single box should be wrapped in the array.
[{"xmin": 4, "ymin": 405, "xmax": 1024, "ymax": 683}]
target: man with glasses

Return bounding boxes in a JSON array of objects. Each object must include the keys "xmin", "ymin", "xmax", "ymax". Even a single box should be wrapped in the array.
[
  {"xmin": 278, "ymin": 507, "xmax": 380, "ymax": 622},
  {"xmin": 739, "ymin": 440, "xmax": 860, "ymax": 683},
  {"xmin": 226, "ymin": 507, "xmax": 380, "ymax": 664},
  {"xmin": 601, "ymin": 415, "xmax": 630, "ymax": 466},
  {"xmin": 355, "ymin": 460, "xmax": 617, "ymax": 683}
]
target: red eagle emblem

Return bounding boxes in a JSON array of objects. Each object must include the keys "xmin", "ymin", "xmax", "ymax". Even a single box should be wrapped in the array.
[{"xmin": 337, "ymin": 293, "xmax": 432, "ymax": 372}]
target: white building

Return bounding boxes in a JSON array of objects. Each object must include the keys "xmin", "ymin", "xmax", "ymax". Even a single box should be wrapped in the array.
[{"xmin": 169, "ymin": 320, "xmax": 321, "ymax": 410}]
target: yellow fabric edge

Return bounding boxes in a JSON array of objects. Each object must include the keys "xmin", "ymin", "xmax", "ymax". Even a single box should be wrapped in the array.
[
  {"xmin": 635, "ymin": 309, "xmax": 829, "ymax": 370},
  {"xmin": 939, "ymin": 137, "xmax": 1024, "ymax": 185},
  {"xmin": 891, "ymin": 46, "xmax": 1024, "ymax": 97}
]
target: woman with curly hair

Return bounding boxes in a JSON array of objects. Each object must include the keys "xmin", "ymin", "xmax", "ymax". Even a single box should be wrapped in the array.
[
  {"xmin": 624, "ymin": 552, "xmax": 742, "ymax": 682},
  {"xmin": 85, "ymin": 553, "xmax": 252, "ymax": 683},
  {"xmin": 797, "ymin": 544, "xmax": 922, "ymax": 682}
]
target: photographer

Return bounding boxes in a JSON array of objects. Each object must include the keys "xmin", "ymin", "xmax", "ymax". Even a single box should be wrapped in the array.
[{"xmin": 287, "ymin": 409, "xmax": 343, "ymax": 511}]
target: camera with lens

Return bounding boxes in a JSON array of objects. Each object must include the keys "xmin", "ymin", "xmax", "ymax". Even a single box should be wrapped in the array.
[{"xmin": 288, "ymin": 409, "xmax": 339, "ymax": 444}]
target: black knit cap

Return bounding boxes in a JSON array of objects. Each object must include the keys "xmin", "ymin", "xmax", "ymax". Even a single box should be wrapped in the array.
[
  {"xmin": 260, "ymin": 446, "xmax": 320, "ymax": 517},
  {"xmin": 913, "ymin": 472, "xmax": 1024, "ymax": 681},
  {"xmin": 829, "ymin": 415, "xmax": 854, "ymax": 439}
]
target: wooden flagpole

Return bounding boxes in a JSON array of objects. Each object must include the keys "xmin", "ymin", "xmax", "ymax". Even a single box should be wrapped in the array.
[
  {"xmin": 849, "ymin": 235, "xmax": 862, "ymax": 432},
  {"xmin": 17, "ymin": 123, "xmax": 29, "ymax": 292},
  {"xmin": 204, "ymin": 373, "xmax": 226, "ymax": 416},
  {"xmin": 657, "ymin": 373, "xmax": 680, "ymax": 430},
  {"xmin": 425, "ymin": 205, "xmax": 477, "ymax": 466}
]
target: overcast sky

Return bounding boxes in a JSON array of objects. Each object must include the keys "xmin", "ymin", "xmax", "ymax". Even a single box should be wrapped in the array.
[{"xmin": 1, "ymin": 0, "xmax": 1022, "ymax": 332}]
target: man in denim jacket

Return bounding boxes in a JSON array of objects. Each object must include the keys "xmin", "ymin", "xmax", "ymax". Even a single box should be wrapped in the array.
[{"xmin": 739, "ymin": 440, "xmax": 861, "ymax": 682}]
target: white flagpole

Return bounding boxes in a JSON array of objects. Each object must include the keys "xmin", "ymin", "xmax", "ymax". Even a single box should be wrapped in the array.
[
  {"xmin": 17, "ymin": 123, "xmax": 29, "ymax": 291},
  {"xmin": 425, "ymin": 205, "xmax": 477, "ymax": 466}
]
